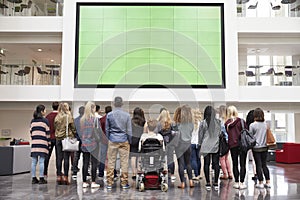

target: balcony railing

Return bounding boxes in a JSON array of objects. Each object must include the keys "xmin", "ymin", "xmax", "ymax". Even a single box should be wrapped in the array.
[
  {"xmin": 0, "ymin": 64, "xmax": 61, "ymax": 85},
  {"xmin": 239, "ymin": 65, "xmax": 300, "ymax": 86},
  {"xmin": 0, "ymin": 0, "xmax": 63, "ymax": 17}
]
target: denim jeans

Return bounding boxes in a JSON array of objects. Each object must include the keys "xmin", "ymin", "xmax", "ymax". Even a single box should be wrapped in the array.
[
  {"xmin": 98, "ymin": 143, "xmax": 117, "ymax": 177},
  {"xmin": 31, "ymin": 156, "xmax": 45, "ymax": 178},
  {"xmin": 190, "ymin": 144, "xmax": 201, "ymax": 177}
]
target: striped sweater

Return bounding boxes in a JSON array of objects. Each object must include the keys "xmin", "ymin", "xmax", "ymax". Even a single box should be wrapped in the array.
[{"xmin": 30, "ymin": 118, "xmax": 50, "ymax": 157}]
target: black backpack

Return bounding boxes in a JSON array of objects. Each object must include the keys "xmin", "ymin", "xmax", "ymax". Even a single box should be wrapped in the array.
[
  {"xmin": 240, "ymin": 120, "xmax": 256, "ymax": 152},
  {"xmin": 219, "ymin": 131, "xmax": 229, "ymax": 156}
]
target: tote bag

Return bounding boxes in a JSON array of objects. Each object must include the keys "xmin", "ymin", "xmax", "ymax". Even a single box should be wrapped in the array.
[
  {"xmin": 62, "ymin": 115, "xmax": 79, "ymax": 152},
  {"xmin": 266, "ymin": 128, "xmax": 277, "ymax": 149}
]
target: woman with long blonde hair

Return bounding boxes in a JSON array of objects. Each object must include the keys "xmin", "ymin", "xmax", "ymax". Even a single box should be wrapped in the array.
[
  {"xmin": 225, "ymin": 105, "xmax": 247, "ymax": 190},
  {"xmin": 79, "ymin": 101, "xmax": 100, "ymax": 188},
  {"xmin": 54, "ymin": 102, "xmax": 76, "ymax": 185},
  {"xmin": 157, "ymin": 109, "xmax": 176, "ymax": 180}
]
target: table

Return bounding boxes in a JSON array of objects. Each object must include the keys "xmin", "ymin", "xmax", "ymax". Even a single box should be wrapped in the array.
[
  {"xmin": 4, "ymin": 64, "xmax": 19, "ymax": 84},
  {"xmin": 0, "ymin": 145, "xmax": 31, "ymax": 175},
  {"xmin": 248, "ymin": 65, "xmax": 263, "ymax": 83}
]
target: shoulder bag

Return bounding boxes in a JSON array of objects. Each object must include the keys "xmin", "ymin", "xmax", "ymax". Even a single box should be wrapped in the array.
[
  {"xmin": 266, "ymin": 128, "xmax": 277, "ymax": 149},
  {"xmin": 62, "ymin": 114, "xmax": 80, "ymax": 152}
]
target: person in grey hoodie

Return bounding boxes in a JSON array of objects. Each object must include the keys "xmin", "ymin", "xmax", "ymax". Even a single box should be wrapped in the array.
[
  {"xmin": 249, "ymin": 108, "xmax": 271, "ymax": 189},
  {"xmin": 199, "ymin": 106, "xmax": 221, "ymax": 191}
]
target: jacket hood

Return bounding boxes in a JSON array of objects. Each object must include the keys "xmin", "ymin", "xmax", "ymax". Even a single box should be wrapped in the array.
[{"xmin": 227, "ymin": 117, "xmax": 241, "ymax": 128}]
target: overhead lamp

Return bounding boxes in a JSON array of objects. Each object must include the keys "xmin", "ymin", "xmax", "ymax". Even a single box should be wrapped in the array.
[
  {"xmin": 50, "ymin": 59, "xmax": 54, "ymax": 62},
  {"xmin": 37, "ymin": 48, "xmax": 42, "ymax": 52}
]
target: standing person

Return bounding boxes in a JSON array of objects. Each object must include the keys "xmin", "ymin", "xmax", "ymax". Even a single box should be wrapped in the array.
[
  {"xmin": 199, "ymin": 106, "xmax": 221, "ymax": 191},
  {"xmin": 246, "ymin": 109, "xmax": 258, "ymax": 182},
  {"xmin": 54, "ymin": 102, "xmax": 77, "ymax": 185},
  {"xmin": 218, "ymin": 105, "xmax": 233, "ymax": 180},
  {"xmin": 106, "ymin": 97, "xmax": 132, "ymax": 189},
  {"xmin": 225, "ymin": 105, "xmax": 247, "ymax": 190},
  {"xmin": 80, "ymin": 102, "xmax": 100, "ymax": 188},
  {"xmin": 190, "ymin": 109, "xmax": 202, "ymax": 181},
  {"xmin": 72, "ymin": 106, "xmax": 85, "ymax": 177},
  {"xmin": 30, "ymin": 104, "xmax": 50, "ymax": 184},
  {"xmin": 130, "ymin": 107, "xmax": 146, "ymax": 180},
  {"xmin": 95, "ymin": 105, "xmax": 102, "ymax": 119},
  {"xmin": 157, "ymin": 109, "xmax": 176, "ymax": 181},
  {"xmin": 98, "ymin": 106, "xmax": 118, "ymax": 180},
  {"xmin": 249, "ymin": 108, "xmax": 271, "ymax": 189},
  {"xmin": 174, "ymin": 105, "xmax": 194, "ymax": 189},
  {"xmin": 44, "ymin": 101, "xmax": 59, "ymax": 179}
]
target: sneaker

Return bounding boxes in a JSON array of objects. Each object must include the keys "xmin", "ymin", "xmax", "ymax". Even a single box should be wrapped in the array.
[
  {"xmin": 83, "ymin": 182, "xmax": 89, "ymax": 188},
  {"xmin": 171, "ymin": 175, "xmax": 176, "ymax": 180},
  {"xmin": 239, "ymin": 182, "xmax": 247, "ymax": 190},
  {"xmin": 213, "ymin": 183, "xmax": 219, "ymax": 190},
  {"xmin": 205, "ymin": 183, "xmax": 211, "ymax": 191},
  {"xmin": 106, "ymin": 185, "xmax": 112, "ymax": 190},
  {"xmin": 32, "ymin": 177, "xmax": 39, "ymax": 184},
  {"xmin": 122, "ymin": 184, "xmax": 130, "ymax": 189},
  {"xmin": 39, "ymin": 177, "xmax": 47, "ymax": 184},
  {"xmin": 264, "ymin": 183, "xmax": 271, "ymax": 188},
  {"xmin": 233, "ymin": 182, "xmax": 240, "ymax": 189},
  {"xmin": 256, "ymin": 183, "xmax": 264, "ymax": 189},
  {"xmin": 91, "ymin": 182, "xmax": 100, "ymax": 188},
  {"xmin": 114, "ymin": 176, "xmax": 119, "ymax": 181}
]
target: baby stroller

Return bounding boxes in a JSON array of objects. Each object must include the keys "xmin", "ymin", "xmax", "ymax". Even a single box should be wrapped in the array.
[{"xmin": 136, "ymin": 138, "xmax": 168, "ymax": 192}]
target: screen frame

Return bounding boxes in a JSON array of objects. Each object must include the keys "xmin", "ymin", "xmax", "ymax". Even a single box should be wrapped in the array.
[{"xmin": 74, "ymin": 2, "xmax": 225, "ymax": 89}]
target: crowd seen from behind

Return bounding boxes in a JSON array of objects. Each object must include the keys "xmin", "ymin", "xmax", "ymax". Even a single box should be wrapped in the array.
[{"xmin": 29, "ymin": 97, "xmax": 271, "ymax": 192}]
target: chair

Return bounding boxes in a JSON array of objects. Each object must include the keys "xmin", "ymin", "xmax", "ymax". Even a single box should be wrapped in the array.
[
  {"xmin": 49, "ymin": 70, "xmax": 60, "ymax": 85},
  {"xmin": 245, "ymin": 71, "xmax": 255, "ymax": 77},
  {"xmin": 281, "ymin": 0, "xmax": 296, "ymax": 4},
  {"xmin": 248, "ymin": 1, "xmax": 258, "ymax": 9},
  {"xmin": 36, "ymin": 66, "xmax": 49, "ymax": 84},
  {"xmin": 14, "ymin": 66, "xmax": 31, "ymax": 85},
  {"xmin": 0, "ymin": 70, "xmax": 8, "ymax": 74},
  {"xmin": 261, "ymin": 68, "xmax": 274, "ymax": 75}
]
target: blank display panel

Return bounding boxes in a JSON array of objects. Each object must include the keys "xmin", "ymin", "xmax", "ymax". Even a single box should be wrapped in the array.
[{"xmin": 75, "ymin": 3, "xmax": 225, "ymax": 88}]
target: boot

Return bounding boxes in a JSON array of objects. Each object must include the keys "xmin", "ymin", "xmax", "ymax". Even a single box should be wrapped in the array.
[
  {"xmin": 62, "ymin": 175, "xmax": 70, "ymax": 185},
  {"xmin": 57, "ymin": 175, "xmax": 62, "ymax": 185}
]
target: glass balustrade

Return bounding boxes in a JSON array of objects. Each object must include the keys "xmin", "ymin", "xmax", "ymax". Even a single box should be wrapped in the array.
[
  {"xmin": 237, "ymin": 0, "xmax": 300, "ymax": 17},
  {"xmin": 0, "ymin": 0, "xmax": 63, "ymax": 16},
  {"xmin": 0, "ymin": 64, "xmax": 61, "ymax": 85},
  {"xmin": 239, "ymin": 65, "xmax": 300, "ymax": 86}
]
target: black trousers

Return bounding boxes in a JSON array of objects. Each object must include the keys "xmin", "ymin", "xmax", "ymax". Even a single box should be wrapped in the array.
[
  {"xmin": 253, "ymin": 150, "xmax": 270, "ymax": 182},
  {"xmin": 204, "ymin": 153, "xmax": 220, "ymax": 184},
  {"xmin": 230, "ymin": 146, "xmax": 247, "ymax": 183}
]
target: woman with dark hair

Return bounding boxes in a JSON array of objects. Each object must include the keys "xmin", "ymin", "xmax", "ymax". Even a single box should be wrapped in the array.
[
  {"xmin": 30, "ymin": 104, "xmax": 50, "ymax": 184},
  {"xmin": 130, "ymin": 107, "xmax": 146, "ymax": 179},
  {"xmin": 174, "ymin": 105, "xmax": 194, "ymax": 189},
  {"xmin": 246, "ymin": 109, "xmax": 258, "ymax": 182},
  {"xmin": 249, "ymin": 108, "xmax": 271, "ymax": 189},
  {"xmin": 199, "ymin": 106, "xmax": 222, "ymax": 191}
]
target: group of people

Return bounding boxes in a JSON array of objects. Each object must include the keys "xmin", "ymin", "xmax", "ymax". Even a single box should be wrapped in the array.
[{"xmin": 29, "ymin": 97, "xmax": 271, "ymax": 192}]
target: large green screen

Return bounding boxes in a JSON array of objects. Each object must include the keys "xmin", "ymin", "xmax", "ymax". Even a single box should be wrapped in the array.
[{"xmin": 75, "ymin": 3, "xmax": 225, "ymax": 88}]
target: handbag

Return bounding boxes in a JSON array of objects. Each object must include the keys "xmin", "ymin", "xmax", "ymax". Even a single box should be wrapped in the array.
[
  {"xmin": 219, "ymin": 131, "xmax": 229, "ymax": 157},
  {"xmin": 170, "ymin": 124, "xmax": 180, "ymax": 146},
  {"xmin": 266, "ymin": 128, "xmax": 277, "ymax": 149},
  {"xmin": 62, "ymin": 114, "xmax": 79, "ymax": 152}
]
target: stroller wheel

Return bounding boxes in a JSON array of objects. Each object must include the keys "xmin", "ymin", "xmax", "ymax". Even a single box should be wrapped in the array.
[
  {"xmin": 161, "ymin": 183, "xmax": 168, "ymax": 192},
  {"xmin": 139, "ymin": 183, "xmax": 145, "ymax": 192}
]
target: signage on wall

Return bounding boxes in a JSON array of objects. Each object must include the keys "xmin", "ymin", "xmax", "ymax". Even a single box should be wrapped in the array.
[{"xmin": 1, "ymin": 129, "xmax": 11, "ymax": 137}]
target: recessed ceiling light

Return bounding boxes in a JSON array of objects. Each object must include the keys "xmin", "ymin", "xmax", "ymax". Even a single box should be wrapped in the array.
[
  {"xmin": 37, "ymin": 48, "xmax": 42, "ymax": 52},
  {"xmin": 50, "ymin": 59, "xmax": 54, "ymax": 62}
]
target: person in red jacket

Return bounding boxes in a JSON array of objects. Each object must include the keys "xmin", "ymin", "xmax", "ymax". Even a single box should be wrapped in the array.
[{"xmin": 44, "ymin": 101, "xmax": 59, "ymax": 178}]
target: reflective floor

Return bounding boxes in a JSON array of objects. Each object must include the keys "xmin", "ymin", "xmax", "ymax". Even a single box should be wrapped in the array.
[{"xmin": 0, "ymin": 162, "xmax": 300, "ymax": 200}]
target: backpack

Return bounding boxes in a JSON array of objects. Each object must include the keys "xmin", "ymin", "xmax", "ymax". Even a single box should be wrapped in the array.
[{"xmin": 240, "ymin": 120, "xmax": 256, "ymax": 152}]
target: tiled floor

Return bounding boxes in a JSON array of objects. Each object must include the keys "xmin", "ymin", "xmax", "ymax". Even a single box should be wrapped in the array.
[{"xmin": 0, "ymin": 162, "xmax": 300, "ymax": 200}]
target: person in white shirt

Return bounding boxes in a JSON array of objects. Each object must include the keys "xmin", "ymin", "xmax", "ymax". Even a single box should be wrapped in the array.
[{"xmin": 139, "ymin": 119, "xmax": 165, "ymax": 152}]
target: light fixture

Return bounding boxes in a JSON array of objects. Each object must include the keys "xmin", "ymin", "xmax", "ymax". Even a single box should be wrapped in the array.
[
  {"xmin": 50, "ymin": 59, "xmax": 54, "ymax": 62},
  {"xmin": 37, "ymin": 48, "xmax": 42, "ymax": 52}
]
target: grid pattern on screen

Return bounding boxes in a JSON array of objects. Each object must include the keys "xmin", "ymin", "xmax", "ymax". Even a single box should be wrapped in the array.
[{"xmin": 75, "ymin": 3, "xmax": 224, "ymax": 88}]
